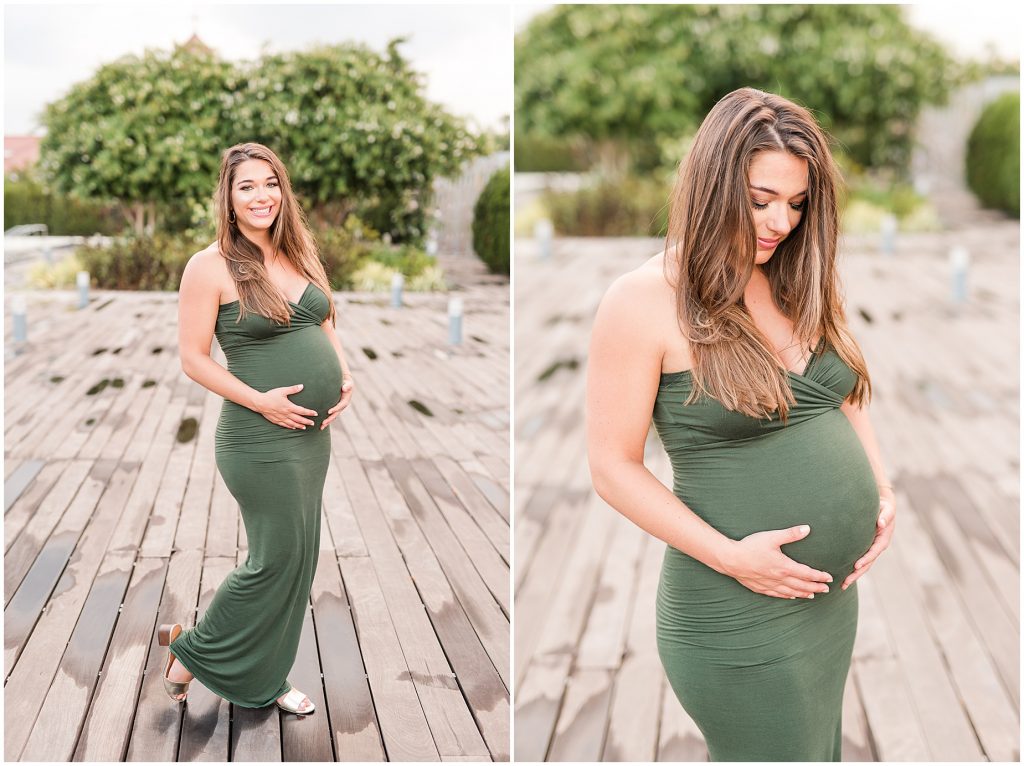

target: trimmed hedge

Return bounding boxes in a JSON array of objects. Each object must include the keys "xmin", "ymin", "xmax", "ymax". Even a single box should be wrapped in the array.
[
  {"xmin": 966, "ymin": 91, "xmax": 1020, "ymax": 217},
  {"xmin": 472, "ymin": 164, "xmax": 510, "ymax": 274}
]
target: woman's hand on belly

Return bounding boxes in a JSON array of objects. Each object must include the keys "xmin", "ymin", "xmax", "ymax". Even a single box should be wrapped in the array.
[
  {"xmin": 253, "ymin": 384, "xmax": 319, "ymax": 430},
  {"xmin": 721, "ymin": 524, "xmax": 834, "ymax": 600},
  {"xmin": 841, "ymin": 488, "xmax": 897, "ymax": 591},
  {"xmin": 318, "ymin": 376, "xmax": 355, "ymax": 430}
]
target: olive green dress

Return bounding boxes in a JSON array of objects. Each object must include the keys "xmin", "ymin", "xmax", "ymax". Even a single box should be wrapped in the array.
[
  {"xmin": 170, "ymin": 282, "xmax": 342, "ymax": 707},
  {"xmin": 652, "ymin": 340, "xmax": 878, "ymax": 761}
]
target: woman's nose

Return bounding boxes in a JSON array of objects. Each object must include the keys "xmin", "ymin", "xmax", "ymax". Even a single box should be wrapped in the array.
[{"xmin": 767, "ymin": 207, "xmax": 791, "ymax": 235}]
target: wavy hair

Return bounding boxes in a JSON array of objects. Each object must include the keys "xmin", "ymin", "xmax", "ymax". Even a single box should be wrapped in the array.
[
  {"xmin": 215, "ymin": 142, "xmax": 335, "ymax": 327},
  {"xmin": 664, "ymin": 87, "xmax": 870, "ymax": 422}
]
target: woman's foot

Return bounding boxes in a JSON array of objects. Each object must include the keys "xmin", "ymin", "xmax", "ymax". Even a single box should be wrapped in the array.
[
  {"xmin": 276, "ymin": 687, "xmax": 315, "ymax": 714},
  {"xmin": 158, "ymin": 623, "xmax": 194, "ymax": 702},
  {"xmin": 165, "ymin": 655, "xmax": 194, "ymax": 701}
]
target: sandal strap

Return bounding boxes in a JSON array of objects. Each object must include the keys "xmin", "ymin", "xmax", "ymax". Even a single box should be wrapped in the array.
[
  {"xmin": 277, "ymin": 688, "xmax": 311, "ymax": 711},
  {"xmin": 165, "ymin": 679, "xmax": 191, "ymax": 694}
]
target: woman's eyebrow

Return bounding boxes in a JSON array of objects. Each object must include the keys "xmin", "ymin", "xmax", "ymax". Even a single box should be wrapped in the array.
[
  {"xmin": 236, "ymin": 175, "xmax": 279, "ymax": 185},
  {"xmin": 750, "ymin": 184, "xmax": 808, "ymax": 197}
]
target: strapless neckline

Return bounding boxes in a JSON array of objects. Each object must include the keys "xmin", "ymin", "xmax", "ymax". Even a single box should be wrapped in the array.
[
  {"xmin": 218, "ymin": 282, "xmax": 314, "ymax": 312},
  {"xmin": 660, "ymin": 338, "xmax": 827, "ymax": 382}
]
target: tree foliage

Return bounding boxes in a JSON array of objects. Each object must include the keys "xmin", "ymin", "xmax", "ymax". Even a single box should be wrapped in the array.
[
  {"xmin": 39, "ymin": 46, "xmax": 237, "ymax": 233},
  {"xmin": 516, "ymin": 4, "xmax": 962, "ymax": 171},
  {"xmin": 39, "ymin": 39, "xmax": 481, "ymax": 242}
]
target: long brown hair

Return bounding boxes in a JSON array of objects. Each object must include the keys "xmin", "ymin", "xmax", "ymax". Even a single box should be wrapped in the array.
[
  {"xmin": 664, "ymin": 87, "xmax": 870, "ymax": 422},
  {"xmin": 215, "ymin": 142, "xmax": 336, "ymax": 326}
]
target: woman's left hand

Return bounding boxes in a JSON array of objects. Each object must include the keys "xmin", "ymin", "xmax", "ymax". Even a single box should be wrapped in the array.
[
  {"xmin": 320, "ymin": 377, "xmax": 355, "ymax": 429},
  {"xmin": 842, "ymin": 487, "xmax": 897, "ymax": 590}
]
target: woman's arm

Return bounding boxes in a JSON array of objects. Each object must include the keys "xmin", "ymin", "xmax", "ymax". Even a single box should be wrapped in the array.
[
  {"xmin": 317, "ymin": 307, "xmax": 355, "ymax": 430},
  {"xmin": 839, "ymin": 398, "xmax": 897, "ymax": 590},
  {"xmin": 177, "ymin": 251, "xmax": 317, "ymax": 430},
  {"xmin": 586, "ymin": 269, "xmax": 833, "ymax": 599}
]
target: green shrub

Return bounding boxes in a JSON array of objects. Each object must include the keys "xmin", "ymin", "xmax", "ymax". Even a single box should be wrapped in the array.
[
  {"xmin": 543, "ymin": 174, "xmax": 671, "ymax": 237},
  {"xmin": 351, "ymin": 260, "xmax": 447, "ymax": 292},
  {"xmin": 966, "ymin": 91, "xmax": 1020, "ymax": 217},
  {"xmin": 514, "ymin": 134, "xmax": 588, "ymax": 172},
  {"xmin": 4, "ymin": 174, "xmax": 124, "ymax": 235},
  {"xmin": 314, "ymin": 216, "xmax": 377, "ymax": 289},
  {"xmin": 472, "ymin": 164, "xmax": 510, "ymax": 274},
  {"xmin": 366, "ymin": 242, "xmax": 434, "ymax": 277},
  {"xmin": 75, "ymin": 231, "xmax": 208, "ymax": 290}
]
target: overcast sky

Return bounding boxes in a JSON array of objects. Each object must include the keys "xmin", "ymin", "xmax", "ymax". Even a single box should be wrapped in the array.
[{"xmin": 4, "ymin": 3, "xmax": 513, "ymax": 136}]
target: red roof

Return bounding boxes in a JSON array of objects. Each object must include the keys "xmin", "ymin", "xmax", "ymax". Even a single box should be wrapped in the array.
[{"xmin": 5, "ymin": 135, "xmax": 41, "ymax": 175}]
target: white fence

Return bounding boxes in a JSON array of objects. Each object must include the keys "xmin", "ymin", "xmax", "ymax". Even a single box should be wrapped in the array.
[{"xmin": 431, "ymin": 151, "xmax": 509, "ymax": 257}]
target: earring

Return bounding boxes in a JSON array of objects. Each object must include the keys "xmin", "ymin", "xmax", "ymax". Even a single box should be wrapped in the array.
[{"xmin": 228, "ymin": 209, "xmax": 236, "ymax": 224}]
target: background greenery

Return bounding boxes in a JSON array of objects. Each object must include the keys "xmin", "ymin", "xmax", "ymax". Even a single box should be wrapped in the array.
[
  {"xmin": 37, "ymin": 39, "xmax": 484, "ymax": 245},
  {"xmin": 516, "ymin": 4, "xmax": 963, "ymax": 174},
  {"xmin": 965, "ymin": 91, "xmax": 1020, "ymax": 217},
  {"xmin": 472, "ymin": 164, "xmax": 511, "ymax": 274}
]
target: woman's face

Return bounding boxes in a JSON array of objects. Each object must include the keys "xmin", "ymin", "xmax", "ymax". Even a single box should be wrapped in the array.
[
  {"xmin": 230, "ymin": 158, "xmax": 282, "ymax": 235},
  {"xmin": 747, "ymin": 150, "xmax": 808, "ymax": 265}
]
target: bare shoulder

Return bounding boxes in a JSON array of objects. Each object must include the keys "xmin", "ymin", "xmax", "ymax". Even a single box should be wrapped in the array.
[
  {"xmin": 181, "ymin": 242, "xmax": 231, "ymax": 298},
  {"xmin": 599, "ymin": 252, "xmax": 676, "ymax": 323},
  {"xmin": 595, "ymin": 251, "xmax": 691, "ymax": 371}
]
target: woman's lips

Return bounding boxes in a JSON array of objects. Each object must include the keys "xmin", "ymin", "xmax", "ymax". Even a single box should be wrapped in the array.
[
  {"xmin": 249, "ymin": 205, "xmax": 274, "ymax": 218},
  {"xmin": 757, "ymin": 237, "xmax": 780, "ymax": 249}
]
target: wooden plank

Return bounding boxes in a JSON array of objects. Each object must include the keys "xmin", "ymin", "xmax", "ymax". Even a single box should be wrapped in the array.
[
  {"xmin": 12, "ymin": 549, "xmax": 133, "ymax": 761},
  {"xmin": 4, "ymin": 458, "xmax": 43, "ymax": 512},
  {"xmin": 4, "ymin": 459, "xmax": 99, "ymax": 614},
  {"xmin": 333, "ymin": 449, "xmax": 507, "ymax": 760},
  {"xmin": 310, "ymin": 552, "xmax": 385, "ymax": 762},
  {"xmin": 341, "ymin": 555, "xmax": 439, "ymax": 761},
  {"xmin": 74, "ymin": 556, "xmax": 168, "ymax": 761},
  {"xmin": 575, "ymin": 513, "xmax": 646, "ymax": 669},
  {"xmin": 547, "ymin": 668, "xmax": 613, "ymax": 762},
  {"xmin": 1, "ymin": 460, "xmax": 140, "ymax": 758},
  {"xmin": 840, "ymin": 672, "xmax": 875, "ymax": 761},
  {"xmin": 869, "ymin": 531, "xmax": 985, "ymax": 759},
  {"xmin": 4, "ymin": 459, "xmax": 68, "ymax": 556},
  {"xmin": 280, "ymin": 604, "xmax": 334, "ymax": 762},
  {"xmin": 368, "ymin": 459, "xmax": 508, "ymax": 690},
  {"xmin": 902, "ymin": 473, "xmax": 1019, "ymax": 706},
  {"xmin": 227, "ymin": 542, "xmax": 283, "ymax": 763},
  {"xmin": 513, "ymin": 652, "xmax": 572, "ymax": 762},
  {"xmin": 656, "ymin": 676, "xmax": 707, "ymax": 762},
  {"xmin": 602, "ymin": 534, "xmax": 663, "ymax": 762},
  {"xmin": 175, "ymin": 557, "xmax": 235, "ymax": 762},
  {"xmin": 126, "ymin": 549, "xmax": 205, "ymax": 762},
  {"xmin": 892, "ymin": 493, "xmax": 1019, "ymax": 761}
]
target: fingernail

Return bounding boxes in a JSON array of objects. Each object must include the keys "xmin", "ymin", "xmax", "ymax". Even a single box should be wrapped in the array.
[
  {"xmin": 807, "ymin": 594, "xmax": 814, "ymax": 599},
  {"xmin": 822, "ymin": 586, "xmax": 829, "ymax": 593}
]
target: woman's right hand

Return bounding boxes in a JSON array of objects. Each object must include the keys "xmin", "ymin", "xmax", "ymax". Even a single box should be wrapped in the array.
[
  {"xmin": 722, "ymin": 525, "xmax": 833, "ymax": 599},
  {"xmin": 255, "ymin": 384, "xmax": 318, "ymax": 429}
]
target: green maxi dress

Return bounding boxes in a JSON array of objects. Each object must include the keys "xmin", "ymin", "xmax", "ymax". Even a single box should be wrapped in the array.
[
  {"xmin": 652, "ymin": 340, "xmax": 879, "ymax": 761},
  {"xmin": 169, "ymin": 282, "xmax": 341, "ymax": 707}
]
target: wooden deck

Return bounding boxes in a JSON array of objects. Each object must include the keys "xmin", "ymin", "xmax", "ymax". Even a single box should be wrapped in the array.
[
  {"xmin": 4, "ymin": 264, "xmax": 509, "ymax": 761},
  {"xmin": 513, "ymin": 225, "xmax": 1020, "ymax": 762}
]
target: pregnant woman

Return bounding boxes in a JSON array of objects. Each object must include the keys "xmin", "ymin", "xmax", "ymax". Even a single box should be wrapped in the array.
[
  {"xmin": 162, "ymin": 142, "xmax": 354, "ymax": 715},
  {"xmin": 586, "ymin": 89, "xmax": 896, "ymax": 761}
]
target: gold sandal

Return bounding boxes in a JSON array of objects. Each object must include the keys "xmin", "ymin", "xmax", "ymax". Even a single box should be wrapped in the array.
[
  {"xmin": 157, "ymin": 623, "xmax": 190, "ymax": 702},
  {"xmin": 276, "ymin": 687, "xmax": 315, "ymax": 715}
]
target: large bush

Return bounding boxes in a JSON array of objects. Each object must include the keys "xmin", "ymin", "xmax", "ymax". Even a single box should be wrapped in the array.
[
  {"xmin": 39, "ymin": 40, "xmax": 482, "ymax": 244},
  {"xmin": 966, "ymin": 91, "xmax": 1019, "ymax": 217},
  {"xmin": 516, "ymin": 5, "xmax": 961, "ymax": 172},
  {"xmin": 472, "ymin": 165, "xmax": 510, "ymax": 274}
]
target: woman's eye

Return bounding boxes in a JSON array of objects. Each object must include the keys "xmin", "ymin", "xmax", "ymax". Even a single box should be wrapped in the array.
[
  {"xmin": 791, "ymin": 202, "xmax": 806, "ymax": 212},
  {"xmin": 752, "ymin": 201, "xmax": 768, "ymax": 210}
]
